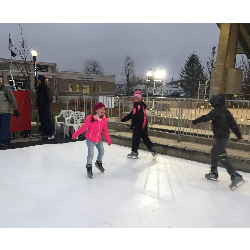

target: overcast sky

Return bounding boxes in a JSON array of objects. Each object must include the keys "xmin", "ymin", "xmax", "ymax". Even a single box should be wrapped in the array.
[
  {"xmin": 0, "ymin": 23, "xmax": 220, "ymax": 83},
  {"xmin": 1, "ymin": 1, "xmax": 245, "ymax": 84}
]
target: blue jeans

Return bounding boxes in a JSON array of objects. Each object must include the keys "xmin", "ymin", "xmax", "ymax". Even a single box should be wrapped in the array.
[
  {"xmin": 86, "ymin": 139, "xmax": 104, "ymax": 165},
  {"xmin": 0, "ymin": 113, "xmax": 11, "ymax": 145}
]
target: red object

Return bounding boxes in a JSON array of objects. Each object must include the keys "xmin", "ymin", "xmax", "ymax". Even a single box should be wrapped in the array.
[
  {"xmin": 93, "ymin": 102, "xmax": 105, "ymax": 111},
  {"xmin": 10, "ymin": 91, "xmax": 31, "ymax": 132}
]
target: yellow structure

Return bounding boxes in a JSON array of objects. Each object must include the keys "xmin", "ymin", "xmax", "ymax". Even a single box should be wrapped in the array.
[{"xmin": 210, "ymin": 23, "xmax": 250, "ymax": 98}]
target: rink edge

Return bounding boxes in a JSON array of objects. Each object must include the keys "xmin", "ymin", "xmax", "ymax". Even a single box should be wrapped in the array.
[{"xmin": 110, "ymin": 134, "xmax": 250, "ymax": 173}]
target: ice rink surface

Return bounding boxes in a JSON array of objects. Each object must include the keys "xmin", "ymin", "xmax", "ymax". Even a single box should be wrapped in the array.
[{"xmin": 0, "ymin": 141, "xmax": 250, "ymax": 229}]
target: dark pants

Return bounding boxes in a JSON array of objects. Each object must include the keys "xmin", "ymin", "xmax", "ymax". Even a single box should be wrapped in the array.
[
  {"xmin": 38, "ymin": 108, "xmax": 54, "ymax": 136},
  {"xmin": 132, "ymin": 129, "xmax": 153, "ymax": 153},
  {"xmin": 211, "ymin": 136, "xmax": 235, "ymax": 175},
  {"xmin": 0, "ymin": 113, "xmax": 11, "ymax": 145}
]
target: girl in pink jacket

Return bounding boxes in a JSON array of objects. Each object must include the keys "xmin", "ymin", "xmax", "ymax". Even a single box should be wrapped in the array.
[{"xmin": 72, "ymin": 102, "xmax": 112, "ymax": 178}]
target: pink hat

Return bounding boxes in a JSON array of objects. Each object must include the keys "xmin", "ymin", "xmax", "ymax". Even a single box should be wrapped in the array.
[
  {"xmin": 132, "ymin": 90, "xmax": 142, "ymax": 102},
  {"xmin": 93, "ymin": 102, "xmax": 105, "ymax": 111}
]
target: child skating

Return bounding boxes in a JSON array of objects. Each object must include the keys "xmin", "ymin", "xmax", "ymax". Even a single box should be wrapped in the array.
[
  {"xmin": 189, "ymin": 94, "xmax": 244, "ymax": 189},
  {"xmin": 72, "ymin": 102, "xmax": 112, "ymax": 178},
  {"xmin": 121, "ymin": 90, "xmax": 157, "ymax": 158}
]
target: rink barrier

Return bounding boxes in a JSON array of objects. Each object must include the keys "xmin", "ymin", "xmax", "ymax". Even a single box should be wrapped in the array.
[
  {"xmin": 110, "ymin": 134, "xmax": 250, "ymax": 173},
  {"xmin": 108, "ymin": 122, "xmax": 250, "ymax": 152}
]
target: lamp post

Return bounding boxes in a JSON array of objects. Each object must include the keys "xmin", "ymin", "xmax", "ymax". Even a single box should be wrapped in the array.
[
  {"xmin": 146, "ymin": 69, "xmax": 154, "ymax": 95},
  {"xmin": 31, "ymin": 49, "xmax": 37, "ymax": 90},
  {"xmin": 146, "ymin": 69, "xmax": 165, "ymax": 96},
  {"xmin": 146, "ymin": 69, "xmax": 165, "ymax": 111}
]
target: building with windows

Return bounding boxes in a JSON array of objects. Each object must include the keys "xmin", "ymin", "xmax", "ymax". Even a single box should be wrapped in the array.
[
  {"xmin": 163, "ymin": 80, "xmax": 183, "ymax": 94},
  {"xmin": 57, "ymin": 71, "xmax": 115, "ymax": 97},
  {"xmin": 0, "ymin": 58, "xmax": 116, "ymax": 97}
]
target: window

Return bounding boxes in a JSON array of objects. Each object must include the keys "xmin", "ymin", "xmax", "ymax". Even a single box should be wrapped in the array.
[
  {"xmin": 99, "ymin": 84, "xmax": 102, "ymax": 92},
  {"xmin": 93, "ymin": 86, "xmax": 96, "ymax": 92},
  {"xmin": 69, "ymin": 83, "xmax": 72, "ymax": 91},
  {"xmin": 83, "ymin": 84, "xmax": 89, "ymax": 95},
  {"xmin": 37, "ymin": 65, "xmax": 48, "ymax": 72},
  {"xmin": 76, "ymin": 83, "xmax": 79, "ymax": 92}
]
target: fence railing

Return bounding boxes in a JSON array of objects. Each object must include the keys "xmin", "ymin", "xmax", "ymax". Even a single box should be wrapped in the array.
[{"xmin": 51, "ymin": 95, "xmax": 250, "ymax": 145}]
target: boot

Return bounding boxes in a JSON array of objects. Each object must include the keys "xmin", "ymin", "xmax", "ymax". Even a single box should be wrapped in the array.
[
  {"xmin": 0, "ymin": 144, "xmax": 7, "ymax": 150},
  {"xmin": 86, "ymin": 165, "xmax": 93, "ymax": 178},
  {"xmin": 95, "ymin": 161, "xmax": 105, "ymax": 173}
]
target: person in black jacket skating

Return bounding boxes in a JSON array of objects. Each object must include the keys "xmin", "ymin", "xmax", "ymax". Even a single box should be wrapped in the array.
[
  {"xmin": 36, "ymin": 75, "xmax": 54, "ymax": 139},
  {"xmin": 121, "ymin": 90, "xmax": 157, "ymax": 158},
  {"xmin": 189, "ymin": 94, "xmax": 244, "ymax": 187}
]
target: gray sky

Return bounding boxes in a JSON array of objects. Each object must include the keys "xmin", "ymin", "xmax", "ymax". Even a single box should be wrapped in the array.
[
  {"xmin": 1, "ymin": 1, "xmax": 246, "ymax": 84},
  {"xmin": 0, "ymin": 23, "xmax": 220, "ymax": 83}
]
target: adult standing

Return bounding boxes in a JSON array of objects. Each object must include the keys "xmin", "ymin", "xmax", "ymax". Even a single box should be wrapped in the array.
[
  {"xmin": 36, "ymin": 75, "xmax": 54, "ymax": 139},
  {"xmin": 0, "ymin": 80, "xmax": 20, "ymax": 149}
]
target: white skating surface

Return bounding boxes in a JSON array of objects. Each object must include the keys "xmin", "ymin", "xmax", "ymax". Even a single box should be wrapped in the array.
[{"xmin": 0, "ymin": 141, "xmax": 250, "ymax": 228}]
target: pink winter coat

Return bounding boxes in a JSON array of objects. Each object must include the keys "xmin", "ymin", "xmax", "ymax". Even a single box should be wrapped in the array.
[{"xmin": 72, "ymin": 114, "xmax": 112, "ymax": 144}]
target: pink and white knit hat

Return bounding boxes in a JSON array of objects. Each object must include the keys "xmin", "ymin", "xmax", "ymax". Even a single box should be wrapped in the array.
[{"xmin": 132, "ymin": 90, "xmax": 142, "ymax": 101}]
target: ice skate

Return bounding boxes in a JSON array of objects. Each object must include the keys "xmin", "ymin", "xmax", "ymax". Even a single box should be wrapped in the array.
[
  {"xmin": 205, "ymin": 169, "xmax": 218, "ymax": 181},
  {"xmin": 127, "ymin": 151, "xmax": 138, "ymax": 159},
  {"xmin": 95, "ymin": 161, "xmax": 105, "ymax": 173},
  {"xmin": 86, "ymin": 165, "xmax": 93, "ymax": 178},
  {"xmin": 229, "ymin": 172, "xmax": 244, "ymax": 190},
  {"xmin": 87, "ymin": 170, "xmax": 93, "ymax": 178},
  {"xmin": 151, "ymin": 148, "xmax": 157, "ymax": 157}
]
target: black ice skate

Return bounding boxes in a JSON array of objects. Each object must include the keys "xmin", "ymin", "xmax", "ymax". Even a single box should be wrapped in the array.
[
  {"xmin": 95, "ymin": 161, "xmax": 105, "ymax": 173},
  {"xmin": 86, "ymin": 165, "xmax": 93, "ymax": 178},
  {"xmin": 151, "ymin": 148, "xmax": 157, "ymax": 157},
  {"xmin": 229, "ymin": 172, "xmax": 244, "ymax": 190},
  {"xmin": 127, "ymin": 151, "xmax": 138, "ymax": 158},
  {"xmin": 205, "ymin": 169, "xmax": 218, "ymax": 181}
]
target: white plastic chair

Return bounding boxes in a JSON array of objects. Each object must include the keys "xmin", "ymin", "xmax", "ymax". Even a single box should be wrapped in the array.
[
  {"xmin": 55, "ymin": 110, "xmax": 73, "ymax": 135},
  {"xmin": 64, "ymin": 111, "xmax": 85, "ymax": 139}
]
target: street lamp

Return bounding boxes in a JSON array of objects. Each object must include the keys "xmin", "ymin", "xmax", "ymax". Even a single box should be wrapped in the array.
[
  {"xmin": 147, "ymin": 69, "xmax": 165, "ymax": 96},
  {"xmin": 31, "ymin": 49, "xmax": 37, "ymax": 90}
]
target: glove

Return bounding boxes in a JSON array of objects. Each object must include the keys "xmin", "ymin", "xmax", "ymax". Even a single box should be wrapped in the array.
[{"xmin": 14, "ymin": 109, "xmax": 20, "ymax": 118}]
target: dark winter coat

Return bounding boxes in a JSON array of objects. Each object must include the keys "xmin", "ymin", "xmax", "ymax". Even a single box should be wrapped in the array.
[
  {"xmin": 121, "ymin": 101, "xmax": 148, "ymax": 131},
  {"xmin": 36, "ymin": 83, "xmax": 52, "ymax": 109},
  {"xmin": 192, "ymin": 94, "xmax": 242, "ymax": 139}
]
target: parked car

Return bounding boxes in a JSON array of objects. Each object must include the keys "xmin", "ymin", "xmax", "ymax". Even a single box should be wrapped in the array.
[
  {"xmin": 153, "ymin": 92, "xmax": 162, "ymax": 97},
  {"xmin": 164, "ymin": 91, "xmax": 181, "ymax": 98},
  {"xmin": 142, "ymin": 91, "xmax": 153, "ymax": 97}
]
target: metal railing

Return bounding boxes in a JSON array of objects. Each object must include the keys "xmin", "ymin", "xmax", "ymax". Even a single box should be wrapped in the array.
[{"xmin": 52, "ymin": 94, "xmax": 250, "ymax": 145}]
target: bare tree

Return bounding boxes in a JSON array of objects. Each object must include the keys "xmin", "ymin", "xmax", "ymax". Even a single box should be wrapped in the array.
[
  {"xmin": 204, "ymin": 46, "xmax": 216, "ymax": 96},
  {"xmin": 122, "ymin": 55, "xmax": 136, "ymax": 96},
  {"xmin": 12, "ymin": 24, "xmax": 33, "ymax": 90},
  {"xmin": 134, "ymin": 76, "xmax": 145, "ymax": 85},
  {"xmin": 82, "ymin": 59, "xmax": 104, "ymax": 75},
  {"xmin": 239, "ymin": 55, "xmax": 250, "ymax": 99},
  {"xmin": 207, "ymin": 46, "xmax": 216, "ymax": 81}
]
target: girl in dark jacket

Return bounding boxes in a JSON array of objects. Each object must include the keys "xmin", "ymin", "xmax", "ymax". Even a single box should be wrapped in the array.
[{"xmin": 121, "ymin": 90, "xmax": 157, "ymax": 158}]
